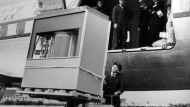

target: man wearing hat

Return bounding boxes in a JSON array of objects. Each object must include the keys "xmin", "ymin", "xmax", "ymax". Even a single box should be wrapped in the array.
[{"xmin": 103, "ymin": 62, "xmax": 125, "ymax": 107}]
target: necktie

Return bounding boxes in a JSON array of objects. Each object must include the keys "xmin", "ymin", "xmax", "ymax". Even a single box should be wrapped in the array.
[{"xmin": 112, "ymin": 73, "xmax": 116, "ymax": 78}]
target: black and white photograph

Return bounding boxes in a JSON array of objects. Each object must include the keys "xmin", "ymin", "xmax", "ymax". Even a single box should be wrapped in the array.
[{"xmin": 0, "ymin": 0, "xmax": 190, "ymax": 107}]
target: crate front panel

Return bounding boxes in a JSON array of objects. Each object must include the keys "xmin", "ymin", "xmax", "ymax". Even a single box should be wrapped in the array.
[{"xmin": 22, "ymin": 67, "xmax": 78, "ymax": 89}]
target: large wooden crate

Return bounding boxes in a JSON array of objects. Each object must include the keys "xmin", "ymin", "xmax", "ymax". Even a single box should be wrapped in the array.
[{"xmin": 21, "ymin": 6, "xmax": 111, "ymax": 96}]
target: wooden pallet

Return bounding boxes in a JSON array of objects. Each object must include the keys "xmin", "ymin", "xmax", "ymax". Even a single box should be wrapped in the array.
[{"xmin": 16, "ymin": 88, "xmax": 105, "ymax": 103}]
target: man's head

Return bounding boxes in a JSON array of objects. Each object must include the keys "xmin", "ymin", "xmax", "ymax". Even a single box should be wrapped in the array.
[
  {"xmin": 139, "ymin": 0, "xmax": 147, "ymax": 3},
  {"xmin": 152, "ymin": 0, "xmax": 158, "ymax": 3},
  {"xmin": 140, "ymin": 0, "xmax": 147, "ymax": 7},
  {"xmin": 119, "ymin": 0, "xmax": 125, "ymax": 6},
  {"xmin": 97, "ymin": 0, "xmax": 103, "ymax": 8},
  {"xmin": 167, "ymin": 0, "xmax": 171, "ymax": 7},
  {"xmin": 111, "ymin": 62, "xmax": 122, "ymax": 73}
]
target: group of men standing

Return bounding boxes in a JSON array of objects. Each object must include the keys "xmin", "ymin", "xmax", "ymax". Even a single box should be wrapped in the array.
[
  {"xmin": 94, "ymin": 0, "xmax": 166, "ymax": 49},
  {"xmin": 138, "ymin": 0, "xmax": 165, "ymax": 47}
]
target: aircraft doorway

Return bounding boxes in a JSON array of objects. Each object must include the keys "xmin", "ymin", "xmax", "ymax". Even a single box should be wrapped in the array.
[{"xmin": 79, "ymin": 0, "xmax": 169, "ymax": 50}]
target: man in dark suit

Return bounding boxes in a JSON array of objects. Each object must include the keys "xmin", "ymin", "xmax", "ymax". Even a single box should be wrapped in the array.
[
  {"xmin": 112, "ymin": 0, "xmax": 132, "ymax": 49},
  {"xmin": 103, "ymin": 62, "xmax": 125, "ymax": 107},
  {"xmin": 138, "ymin": 0, "xmax": 151, "ymax": 47},
  {"xmin": 148, "ymin": 0, "xmax": 165, "ymax": 46}
]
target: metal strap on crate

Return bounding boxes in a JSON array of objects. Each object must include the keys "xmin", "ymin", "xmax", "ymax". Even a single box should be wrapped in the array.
[{"xmin": 79, "ymin": 67, "xmax": 105, "ymax": 81}]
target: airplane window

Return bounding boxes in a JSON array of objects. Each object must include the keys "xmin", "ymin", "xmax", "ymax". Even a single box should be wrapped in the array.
[
  {"xmin": 32, "ymin": 29, "xmax": 78, "ymax": 59},
  {"xmin": 0, "ymin": 26, "xmax": 1, "ymax": 37},
  {"xmin": 1, "ymin": 25, "xmax": 8, "ymax": 36},
  {"xmin": 7, "ymin": 23, "xmax": 17, "ymax": 36},
  {"xmin": 24, "ymin": 21, "xmax": 34, "ymax": 34},
  {"xmin": 17, "ymin": 22, "xmax": 25, "ymax": 35},
  {"xmin": 65, "ymin": 0, "xmax": 81, "ymax": 9}
]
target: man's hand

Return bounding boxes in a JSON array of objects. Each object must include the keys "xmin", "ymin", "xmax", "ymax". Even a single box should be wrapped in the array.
[
  {"xmin": 114, "ymin": 91, "xmax": 121, "ymax": 96},
  {"xmin": 114, "ymin": 23, "xmax": 118, "ymax": 29}
]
